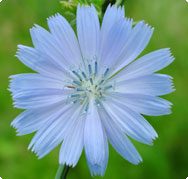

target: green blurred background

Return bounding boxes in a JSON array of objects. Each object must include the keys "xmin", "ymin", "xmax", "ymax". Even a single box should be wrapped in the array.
[{"xmin": 0, "ymin": 0, "xmax": 188, "ymax": 178}]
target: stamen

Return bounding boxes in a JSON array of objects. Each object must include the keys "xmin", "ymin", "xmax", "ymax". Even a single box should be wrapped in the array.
[
  {"xmin": 99, "ymin": 80, "xmax": 104, "ymax": 85},
  {"xmin": 68, "ymin": 65, "xmax": 114, "ymax": 107},
  {"xmin": 71, "ymin": 94, "xmax": 80, "ymax": 98},
  {"xmin": 104, "ymin": 85, "xmax": 113, "ymax": 90},
  {"xmin": 88, "ymin": 64, "xmax": 92, "ymax": 75},
  {"xmin": 73, "ymin": 80, "xmax": 82, "ymax": 86},
  {"xmin": 104, "ymin": 68, "xmax": 109, "ymax": 77},
  {"xmin": 81, "ymin": 94, "xmax": 87, "ymax": 98},
  {"xmin": 67, "ymin": 86, "xmax": 76, "ymax": 89},
  {"xmin": 82, "ymin": 72, "xmax": 87, "ymax": 80},
  {"xmin": 84, "ymin": 102, "xmax": 89, "ymax": 112},
  {"xmin": 95, "ymin": 62, "xmax": 98, "ymax": 76},
  {"xmin": 72, "ymin": 71, "xmax": 82, "ymax": 81},
  {"xmin": 76, "ymin": 88, "xmax": 84, "ymax": 92},
  {"xmin": 97, "ymin": 87, "xmax": 102, "ymax": 91},
  {"xmin": 89, "ymin": 78, "xmax": 93, "ymax": 85},
  {"xmin": 73, "ymin": 99, "xmax": 81, "ymax": 104}
]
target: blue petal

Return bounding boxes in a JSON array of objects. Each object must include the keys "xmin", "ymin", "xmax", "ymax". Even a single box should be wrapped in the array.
[
  {"xmin": 16, "ymin": 45, "xmax": 68, "ymax": 80},
  {"xmin": 86, "ymin": 130, "xmax": 109, "ymax": 177},
  {"xmin": 28, "ymin": 104, "xmax": 81, "ymax": 158},
  {"xmin": 77, "ymin": 4, "xmax": 100, "ymax": 60},
  {"xmin": 102, "ymin": 100, "xmax": 158, "ymax": 145},
  {"xmin": 98, "ymin": 18, "xmax": 133, "ymax": 70},
  {"xmin": 9, "ymin": 73, "xmax": 64, "ymax": 93},
  {"xmin": 59, "ymin": 113, "xmax": 85, "ymax": 167},
  {"xmin": 116, "ymin": 74, "xmax": 174, "ymax": 96},
  {"xmin": 114, "ymin": 48, "xmax": 174, "ymax": 80},
  {"xmin": 9, "ymin": 73, "xmax": 70, "ymax": 109},
  {"xmin": 30, "ymin": 25, "xmax": 75, "ymax": 69},
  {"xmin": 12, "ymin": 88, "xmax": 70, "ymax": 109},
  {"xmin": 99, "ymin": 5, "xmax": 127, "ymax": 69},
  {"xmin": 112, "ymin": 21, "xmax": 154, "ymax": 73},
  {"xmin": 84, "ymin": 100, "xmax": 108, "ymax": 176},
  {"xmin": 11, "ymin": 103, "xmax": 66, "ymax": 135},
  {"xmin": 109, "ymin": 92, "xmax": 172, "ymax": 116},
  {"xmin": 100, "ymin": 107, "xmax": 142, "ymax": 164},
  {"xmin": 47, "ymin": 13, "xmax": 82, "ymax": 65},
  {"xmin": 100, "ymin": 5, "xmax": 125, "ymax": 42}
]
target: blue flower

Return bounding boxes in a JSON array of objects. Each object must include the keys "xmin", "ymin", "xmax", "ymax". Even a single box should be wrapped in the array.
[{"xmin": 10, "ymin": 4, "xmax": 174, "ymax": 176}]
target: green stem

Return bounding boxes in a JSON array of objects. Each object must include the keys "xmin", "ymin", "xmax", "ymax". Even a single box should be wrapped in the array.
[
  {"xmin": 55, "ymin": 165, "xmax": 70, "ymax": 179},
  {"xmin": 115, "ymin": 0, "xmax": 126, "ymax": 6}
]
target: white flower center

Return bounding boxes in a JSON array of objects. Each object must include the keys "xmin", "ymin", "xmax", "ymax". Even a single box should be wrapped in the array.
[{"xmin": 66, "ymin": 61, "xmax": 114, "ymax": 111}]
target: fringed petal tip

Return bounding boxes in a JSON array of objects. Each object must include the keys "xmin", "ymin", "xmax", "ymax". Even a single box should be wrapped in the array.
[{"xmin": 87, "ymin": 162, "xmax": 107, "ymax": 177}]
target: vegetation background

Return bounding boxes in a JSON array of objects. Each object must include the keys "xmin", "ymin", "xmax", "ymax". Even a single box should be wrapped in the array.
[{"xmin": 0, "ymin": 0, "xmax": 188, "ymax": 178}]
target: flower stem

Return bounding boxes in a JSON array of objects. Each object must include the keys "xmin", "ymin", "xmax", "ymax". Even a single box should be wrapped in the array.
[
  {"xmin": 55, "ymin": 165, "xmax": 70, "ymax": 179},
  {"xmin": 115, "ymin": 0, "xmax": 126, "ymax": 6}
]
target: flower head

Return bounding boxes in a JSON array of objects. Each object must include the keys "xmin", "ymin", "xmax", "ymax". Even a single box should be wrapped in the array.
[{"xmin": 10, "ymin": 4, "xmax": 174, "ymax": 176}]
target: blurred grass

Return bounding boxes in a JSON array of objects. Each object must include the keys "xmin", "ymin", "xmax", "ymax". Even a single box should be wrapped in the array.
[{"xmin": 0, "ymin": 0, "xmax": 188, "ymax": 178}]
